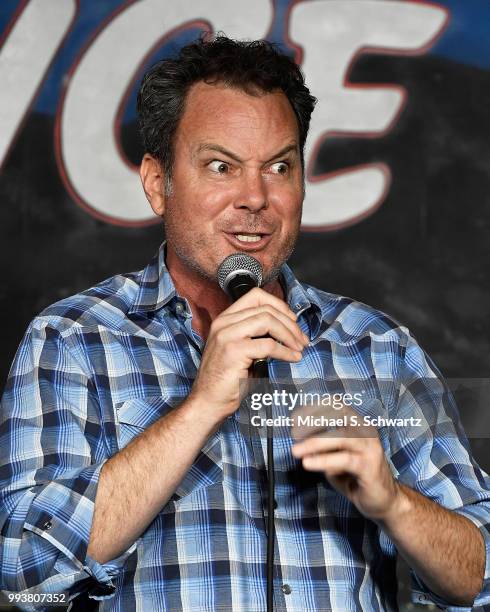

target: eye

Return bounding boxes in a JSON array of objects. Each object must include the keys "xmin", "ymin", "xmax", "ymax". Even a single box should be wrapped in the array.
[
  {"xmin": 208, "ymin": 160, "xmax": 230, "ymax": 174},
  {"xmin": 269, "ymin": 161, "xmax": 289, "ymax": 175}
]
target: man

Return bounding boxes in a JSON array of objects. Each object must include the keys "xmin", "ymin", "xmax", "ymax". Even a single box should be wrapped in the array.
[{"xmin": 1, "ymin": 35, "xmax": 489, "ymax": 611}]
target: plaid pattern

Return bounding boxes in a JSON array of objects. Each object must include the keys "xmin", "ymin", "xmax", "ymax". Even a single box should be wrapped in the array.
[{"xmin": 1, "ymin": 242, "xmax": 490, "ymax": 611}]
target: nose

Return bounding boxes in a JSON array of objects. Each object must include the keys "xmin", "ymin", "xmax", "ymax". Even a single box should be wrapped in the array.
[{"xmin": 234, "ymin": 169, "xmax": 268, "ymax": 212}]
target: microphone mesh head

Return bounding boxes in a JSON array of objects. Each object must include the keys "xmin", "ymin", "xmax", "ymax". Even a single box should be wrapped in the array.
[{"xmin": 217, "ymin": 253, "xmax": 263, "ymax": 292}]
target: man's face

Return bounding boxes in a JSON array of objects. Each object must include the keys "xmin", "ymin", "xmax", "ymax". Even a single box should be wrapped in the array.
[{"xmin": 162, "ymin": 81, "xmax": 304, "ymax": 285}]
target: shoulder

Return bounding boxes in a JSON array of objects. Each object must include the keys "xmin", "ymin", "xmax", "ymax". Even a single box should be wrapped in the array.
[
  {"xmin": 31, "ymin": 270, "xmax": 141, "ymax": 337},
  {"xmin": 304, "ymin": 283, "xmax": 444, "ymax": 390},
  {"xmin": 303, "ymin": 283, "xmax": 414, "ymax": 347}
]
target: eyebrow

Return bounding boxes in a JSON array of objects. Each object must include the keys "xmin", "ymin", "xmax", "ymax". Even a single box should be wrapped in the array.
[{"xmin": 196, "ymin": 142, "xmax": 298, "ymax": 164}]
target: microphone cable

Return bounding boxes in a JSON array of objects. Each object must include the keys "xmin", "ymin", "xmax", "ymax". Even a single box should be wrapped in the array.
[{"xmin": 252, "ymin": 357, "xmax": 275, "ymax": 612}]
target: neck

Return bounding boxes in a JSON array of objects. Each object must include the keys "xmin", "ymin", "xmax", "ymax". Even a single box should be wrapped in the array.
[{"xmin": 165, "ymin": 245, "xmax": 285, "ymax": 342}]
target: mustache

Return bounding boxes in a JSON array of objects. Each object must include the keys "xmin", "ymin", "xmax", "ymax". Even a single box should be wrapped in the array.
[{"xmin": 220, "ymin": 221, "xmax": 275, "ymax": 234}]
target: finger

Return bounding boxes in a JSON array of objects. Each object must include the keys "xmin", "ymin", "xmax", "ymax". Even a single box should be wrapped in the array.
[
  {"xmin": 302, "ymin": 451, "xmax": 360, "ymax": 476},
  {"xmin": 218, "ymin": 312, "xmax": 307, "ymax": 352},
  {"xmin": 214, "ymin": 305, "xmax": 308, "ymax": 346},
  {"xmin": 225, "ymin": 287, "xmax": 297, "ymax": 321},
  {"xmin": 292, "ymin": 435, "xmax": 363, "ymax": 458},
  {"xmin": 291, "ymin": 402, "xmax": 360, "ymax": 441},
  {"xmin": 244, "ymin": 337, "xmax": 302, "ymax": 363}
]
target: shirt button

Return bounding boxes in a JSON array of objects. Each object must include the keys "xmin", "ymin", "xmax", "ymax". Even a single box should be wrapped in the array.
[
  {"xmin": 175, "ymin": 303, "xmax": 184, "ymax": 314},
  {"xmin": 281, "ymin": 584, "xmax": 292, "ymax": 595},
  {"xmin": 42, "ymin": 520, "xmax": 52, "ymax": 530}
]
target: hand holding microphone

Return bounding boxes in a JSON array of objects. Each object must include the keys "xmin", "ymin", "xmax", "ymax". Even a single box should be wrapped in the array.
[{"xmin": 188, "ymin": 254, "xmax": 309, "ymax": 426}]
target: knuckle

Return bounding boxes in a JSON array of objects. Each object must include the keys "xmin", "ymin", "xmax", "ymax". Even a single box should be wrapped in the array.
[
  {"xmin": 374, "ymin": 442, "xmax": 385, "ymax": 462},
  {"xmin": 214, "ymin": 328, "xmax": 228, "ymax": 347},
  {"xmin": 209, "ymin": 318, "xmax": 221, "ymax": 335},
  {"xmin": 260, "ymin": 304, "xmax": 274, "ymax": 316},
  {"xmin": 349, "ymin": 453, "xmax": 360, "ymax": 472},
  {"xmin": 261, "ymin": 311, "xmax": 274, "ymax": 325},
  {"xmin": 263, "ymin": 337, "xmax": 276, "ymax": 352}
]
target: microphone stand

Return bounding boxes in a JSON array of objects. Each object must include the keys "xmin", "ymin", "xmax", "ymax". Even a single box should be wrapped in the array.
[{"xmin": 252, "ymin": 358, "xmax": 275, "ymax": 612}]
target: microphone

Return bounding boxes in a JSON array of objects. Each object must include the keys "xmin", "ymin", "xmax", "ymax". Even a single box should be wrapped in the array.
[
  {"xmin": 217, "ymin": 253, "xmax": 268, "ymax": 376},
  {"xmin": 217, "ymin": 252, "xmax": 263, "ymax": 300}
]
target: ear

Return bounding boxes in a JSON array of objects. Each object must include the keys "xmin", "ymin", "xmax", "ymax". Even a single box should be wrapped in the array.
[{"xmin": 139, "ymin": 154, "xmax": 166, "ymax": 216}]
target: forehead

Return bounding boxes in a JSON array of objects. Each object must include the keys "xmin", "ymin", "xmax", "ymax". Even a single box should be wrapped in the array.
[{"xmin": 175, "ymin": 81, "xmax": 299, "ymax": 154}]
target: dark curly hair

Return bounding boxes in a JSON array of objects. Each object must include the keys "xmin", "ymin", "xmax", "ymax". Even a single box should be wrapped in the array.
[{"xmin": 137, "ymin": 34, "xmax": 316, "ymax": 187}]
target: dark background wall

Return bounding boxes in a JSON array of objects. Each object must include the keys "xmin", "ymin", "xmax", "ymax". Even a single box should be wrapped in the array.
[{"xmin": 1, "ymin": 1, "xmax": 489, "ymax": 608}]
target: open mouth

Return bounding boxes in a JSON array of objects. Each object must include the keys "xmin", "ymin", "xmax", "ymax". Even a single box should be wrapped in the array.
[
  {"xmin": 233, "ymin": 233, "xmax": 263, "ymax": 243},
  {"xmin": 224, "ymin": 232, "xmax": 272, "ymax": 249}
]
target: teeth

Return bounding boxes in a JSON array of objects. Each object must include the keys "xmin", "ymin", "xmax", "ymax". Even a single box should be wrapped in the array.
[{"xmin": 235, "ymin": 234, "xmax": 261, "ymax": 243}]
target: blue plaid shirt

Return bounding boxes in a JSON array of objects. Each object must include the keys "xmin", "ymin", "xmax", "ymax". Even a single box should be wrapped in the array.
[{"xmin": 1, "ymin": 242, "xmax": 490, "ymax": 611}]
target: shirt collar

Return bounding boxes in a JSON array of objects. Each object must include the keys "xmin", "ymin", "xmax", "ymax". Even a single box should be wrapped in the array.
[
  {"xmin": 280, "ymin": 260, "xmax": 323, "ymax": 339},
  {"xmin": 129, "ymin": 242, "xmax": 323, "ymax": 338},
  {"xmin": 128, "ymin": 242, "xmax": 177, "ymax": 315}
]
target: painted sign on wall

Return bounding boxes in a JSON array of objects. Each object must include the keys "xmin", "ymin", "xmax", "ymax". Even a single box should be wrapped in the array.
[{"xmin": 1, "ymin": 0, "xmax": 448, "ymax": 229}]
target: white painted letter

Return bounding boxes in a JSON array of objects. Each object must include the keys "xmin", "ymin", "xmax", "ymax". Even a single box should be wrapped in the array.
[
  {"xmin": 60, "ymin": 0, "xmax": 272, "ymax": 224},
  {"xmin": 291, "ymin": 1, "xmax": 447, "ymax": 230},
  {"xmin": 0, "ymin": 0, "xmax": 76, "ymax": 169}
]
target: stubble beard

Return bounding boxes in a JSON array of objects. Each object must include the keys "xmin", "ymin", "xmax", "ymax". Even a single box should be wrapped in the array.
[
  {"xmin": 163, "ymin": 216, "xmax": 217, "ymax": 283},
  {"xmin": 164, "ymin": 220, "xmax": 300, "ymax": 289},
  {"xmin": 261, "ymin": 225, "xmax": 299, "ymax": 285},
  {"xmin": 163, "ymin": 193, "xmax": 302, "ymax": 286}
]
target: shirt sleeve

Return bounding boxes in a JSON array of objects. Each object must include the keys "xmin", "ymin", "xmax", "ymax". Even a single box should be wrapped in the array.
[
  {"xmin": 0, "ymin": 320, "xmax": 137, "ymax": 604},
  {"xmin": 389, "ymin": 329, "xmax": 490, "ymax": 610}
]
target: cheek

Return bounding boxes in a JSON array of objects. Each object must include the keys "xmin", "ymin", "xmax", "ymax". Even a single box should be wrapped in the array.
[
  {"xmin": 167, "ymin": 183, "xmax": 229, "ymax": 223},
  {"xmin": 269, "ymin": 184, "xmax": 303, "ymax": 215},
  {"xmin": 191, "ymin": 185, "xmax": 237, "ymax": 218}
]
